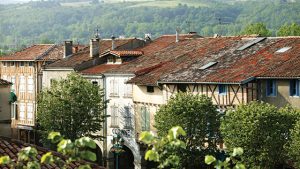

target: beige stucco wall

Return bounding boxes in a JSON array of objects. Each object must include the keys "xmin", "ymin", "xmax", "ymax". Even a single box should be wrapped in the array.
[
  {"xmin": 42, "ymin": 69, "xmax": 74, "ymax": 88},
  {"xmin": 260, "ymin": 79, "xmax": 300, "ymax": 108},
  {"xmin": 133, "ymin": 85, "xmax": 165, "ymax": 105}
]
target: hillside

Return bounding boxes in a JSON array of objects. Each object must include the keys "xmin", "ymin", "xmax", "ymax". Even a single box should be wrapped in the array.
[{"xmin": 0, "ymin": 0, "xmax": 299, "ymax": 50}]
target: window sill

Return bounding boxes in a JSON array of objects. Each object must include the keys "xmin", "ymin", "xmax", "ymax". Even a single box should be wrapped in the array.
[
  {"xmin": 109, "ymin": 94, "xmax": 119, "ymax": 98},
  {"xmin": 290, "ymin": 95, "xmax": 300, "ymax": 98}
]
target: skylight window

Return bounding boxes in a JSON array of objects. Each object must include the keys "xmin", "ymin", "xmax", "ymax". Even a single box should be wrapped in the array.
[
  {"xmin": 237, "ymin": 37, "xmax": 266, "ymax": 51},
  {"xmin": 276, "ymin": 47, "xmax": 292, "ymax": 53},
  {"xmin": 199, "ymin": 61, "xmax": 217, "ymax": 70}
]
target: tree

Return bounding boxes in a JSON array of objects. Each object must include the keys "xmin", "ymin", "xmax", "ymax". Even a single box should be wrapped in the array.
[
  {"xmin": 154, "ymin": 93, "xmax": 221, "ymax": 168},
  {"xmin": 285, "ymin": 119, "xmax": 300, "ymax": 168},
  {"xmin": 37, "ymin": 73, "xmax": 107, "ymax": 144},
  {"xmin": 0, "ymin": 132, "xmax": 98, "ymax": 169},
  {"xmin": 221, "ymin": 102, "xmax": 300, "ymax": 168},
  {"xmin": 139, "ymin": 126, "xmax": 187, "ymax": 169},
  {"xmin": 241, "ymin": 23, "xmax": 272, "ymax": 36},
  {"xmin": 277, "ymin": 22, "xmax": 300, "ymax": 36}
]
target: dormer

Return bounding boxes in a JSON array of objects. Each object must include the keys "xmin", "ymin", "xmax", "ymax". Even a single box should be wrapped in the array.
[{"xmin": 100, "ymin": 50, "xmax": 143, "ymax": 65}]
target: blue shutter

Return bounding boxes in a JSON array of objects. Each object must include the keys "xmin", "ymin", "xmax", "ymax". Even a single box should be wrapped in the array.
[
  {"xmin": 297, "ymin": 80, "xmax": 300, "ymax": 96},
  {"xmin": 273, "ymin": 80, "xmax": 277, "ymax": 96},
  {"xmin": 290, "ymin": 80, "xmax": 293, "ymax": 96}
]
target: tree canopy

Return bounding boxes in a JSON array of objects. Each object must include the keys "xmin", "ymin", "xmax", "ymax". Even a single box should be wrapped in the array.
[
  {"xmin": 277, "ymin": 22, "xmax": 300, "ymax": 36},
  {"xmin": 37, "ymin": 73, "xmax": 107, "ymax": 144},
  {"xmin": 155, "ymin": 93, "xmax": 221, "ymax": 168},
  {"xmin": 241, "ymin": 23, "xmax": 272, "ymax": 36},
  {"xmin": 221, "ymin": 101, "xmax": 300, "ymax": 168}
]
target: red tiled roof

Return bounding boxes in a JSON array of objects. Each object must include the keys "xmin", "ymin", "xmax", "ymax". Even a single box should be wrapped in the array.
[
  {"xmin": 80, "ymin": 64, "xmax": 121, "ymax": 75},
  {"xmin": 110, "ymin": 50, "xmax": 143, "ymax": 57},
  {"xmin": 0, "ymin": 44, "xmax": 55, "ymax": 61},
  {"xmin": 105, "ymin": 34, "xmax": 201, "ymax": 74},
  {"xmin": 0, "ymin": 79, "xmax": 11, "ymax": 85},
  {"xmin": 0, "ymin": 136, "xmax": 104, "ymax": 169},
  {"xmin": 47, "ymin": 38, "xmax": 140, "ymax": 68},
  {"xmin": 157, "ymin": 37, "xmax": 300, "ymax": 84}
]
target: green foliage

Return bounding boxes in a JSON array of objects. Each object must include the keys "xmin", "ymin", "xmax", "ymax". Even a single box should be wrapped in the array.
[
  {"xmin": 286, "ymin": 120, "xmax": 300, "ymax": 168},
  {"xmin": 139, "ymin": 126, "xmax": 187, "ymax": 169},
  {"xmin": 205, "ymin": 147, "xmax": 245, "ymax": 169},
  {"xmin": 155, "ymin": 93, "xmax": 221, "ymax": 168},
  {"xmin": 221, "ymin": 101, "xmax": 300, "ymax": 168},
  {"xmin": 0, "ymin": 0, "xmax": 300, "ymax": 47},
  {"xmin": 241, "ymin": 22, "xmax": 272, "ymax": 36},
  {"xmin": 0, "ymin": 132, "xmax": 97, "ymax": 169},
  {"xmin": 37, "ymin": 73, "xmax": 107, "ymax": 145},
  {"xmin": 277, "ymin": 22, "xmax": 300, "ymax": 36}
]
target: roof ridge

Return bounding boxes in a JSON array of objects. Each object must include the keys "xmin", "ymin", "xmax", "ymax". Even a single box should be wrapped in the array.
[{"xmin": 35, "ymin": 44, "xmax": 57, "ymax": 60}]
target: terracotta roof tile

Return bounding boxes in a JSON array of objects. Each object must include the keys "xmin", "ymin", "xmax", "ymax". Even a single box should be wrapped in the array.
[
  {"xmin": 0, "ymin": 136, "xmax": 104, "ymax": 169},
  {"xmin": 47, "ymin": 38, "xmax": 140, "ymax": 68},
  {"xmin": 110, "ymin": 50, "xmax": 143, "ymax": 57},
  {"xmin": 0, "ymin": 45, "xmax": 55, "ymax": 61},
  {"xmin": 80, "ymin": 64, "xmax": 121, "ymax": 75}
]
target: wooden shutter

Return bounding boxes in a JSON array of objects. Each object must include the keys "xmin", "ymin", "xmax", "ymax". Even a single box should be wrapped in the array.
[{"xmin": 145, "ymin": 107, "xmax": 150, "ymax": 131}]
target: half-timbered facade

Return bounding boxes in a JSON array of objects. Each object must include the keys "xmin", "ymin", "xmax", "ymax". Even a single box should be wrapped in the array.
[{"xmin": 0, "ymin": 44, "xmax": 64, "ymax": 143}]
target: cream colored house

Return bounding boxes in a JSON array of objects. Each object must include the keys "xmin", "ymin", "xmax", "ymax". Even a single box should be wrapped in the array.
[{"xmin": 0, "ymin": 79, "xmax": 12, "ymax": 137}]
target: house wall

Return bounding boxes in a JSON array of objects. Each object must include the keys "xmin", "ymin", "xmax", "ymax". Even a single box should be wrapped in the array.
[
  {"xmin": 104, "ymin": 74, "xmax": 141, "ymax": 169},
  {"xmin": 42, "ymin": 69, "xmax": 73, "ymax": 88},
  {"xmin": 259, "ymin": 79, "xmax": 300, "ymax": 108},
  {"xmin": 0, "ymin": 85, "xmax": 11, "ymax": 121}
]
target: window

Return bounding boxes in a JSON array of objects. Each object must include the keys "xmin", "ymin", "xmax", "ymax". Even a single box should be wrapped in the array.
[
  {"xmin": 10, "ymin": 62, "xmax": 15, "ymax": 67},
  {"xmin": 27, "ymin": 103, "xmax": 33, "ymax": 120},
  {"xmin": 20, "ymin": 62, "xmax": 25, "ymax": 67},
  {"xmin": 110, "ymin": 105, "xmax": 119, "ymax": 127},
  {"xmin": 124, "ymin": 80, "xmax": 133, "ymax": 97},
  {"xmin": 123, "ymin": 106, "xmax": 132, "ymax": 129},
  {"xmin": 141, "ymin": 106, "xmax": 150, "ymax": 131},
  {"xmin": 276, "ymin": 47, "xmax": 291, "ymax": 53},
  {"xmin": 266, "ymin": 80, "xmax": 277, "ymax": 96},
  {"xmin": 147, "ymin": 86, "xmax": 154, "ymax": 93},
  {"xmin": 11, "ymin": 103, "xmax": 16, "ymax": 119},
  {"xmin": 19, "ymin": 103, "xmax": 25, "ymax": 120},
  {"xmin": 177, "ymin": 84, "xmax": 187, "ymax": 92},
  {"xmin": 92, "ymin": 81, "xmax": 98, "ymax": 86},
  {"xmin": 290, "ymin": 80, "xmax": 299, "ymax": 97},
  {"xmin": 28, "ymin": 62, "xmax": 33, "ymax": 67},
  {"xmin": 28, "ymin": 76, "xmax": 34, "ymax": 93},
  {"xmin": 107, "ymin": 55, "xmax": 116, "ymax": 63},
  {"xmin": 11, "ymin": 76, "xmax": 16, "ymax": 91},
  {"xmin": 110, "ymin": 79, "xmax": 119, "ymax": 97},
  {"xmin": 19, "ymin": 76, "xmax": 26, "ymax": 92},
  {"xmin": 3, "ymin": 62, "xmax": 7, "ymax": 67},
  {"xmin": 218, "ymin": 84, "xmax": 227, "ymax": 95}
]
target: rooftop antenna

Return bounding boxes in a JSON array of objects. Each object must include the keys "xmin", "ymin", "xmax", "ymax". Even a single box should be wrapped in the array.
[{"xmin": 94, "ymin": 26, "xmax": 100, "ymax": 39}]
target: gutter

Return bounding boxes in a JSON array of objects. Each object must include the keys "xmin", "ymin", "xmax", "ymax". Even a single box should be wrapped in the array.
[
  {"xmin": 257, "ymin": 77, "xmax": 300, "ymax": 79},
  {"xmin": 157, "ymin": 81, "xmax": 241, "ymax": 85}
]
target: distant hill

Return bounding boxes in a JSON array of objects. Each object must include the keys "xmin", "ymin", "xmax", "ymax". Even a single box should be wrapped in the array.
[{"xmin": 0, "ymin": 0, "xmax": 299, "ymax": 49}]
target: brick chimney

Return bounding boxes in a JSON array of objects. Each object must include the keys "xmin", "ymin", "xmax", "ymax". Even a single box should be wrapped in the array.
[
  {"xmin": 90, "ymin": 38, "xmax": 100, "ymax": 58},
  {"xmin": 64, "ymin": 41, "xmax": 73, "ymax": 58}
]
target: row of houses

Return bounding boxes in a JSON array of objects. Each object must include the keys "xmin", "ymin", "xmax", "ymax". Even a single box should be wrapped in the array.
[{"xmin": 0, "ymin": 32, "xmax": 300, "ymax": 169}]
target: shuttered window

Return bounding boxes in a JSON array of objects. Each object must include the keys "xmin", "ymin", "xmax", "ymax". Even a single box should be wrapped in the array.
[
  {"xmin": 290, "ymin": 80, "xmax": 299, "ymax": 97},
  {"xmin": 19, "ymin": 103, "xmax": 25, "ymax": 120},
  {"xmin": 110, "ymin": 79, "xmax": 119, "ymax": 97},
  {"xmin": 124, "ymin": 79, "xmax": 132, "ymax": 97},
  {"xmin": 110, "ymin": 105, "xmax": 119, "ymax": 127},
  {"xmin": 28, "ymin": 76, "xmax": 34, "ymax": 93},
  {"xmin": 141, "ymin": 106, "xmax": 150, "ymax": 131},
  {"xmin": 27, "ymin": 103, "xmax": 33, "ymax": 120},
  {"xmin": 124, "ymin": 106, "xmax": 132, "ymax": 129},
  {"xmin": 266, "ymin": 80, "xmax": 277, "ymax": 96},
  {"xmin": 19, "ymin": 76, "xmax": 26, "ymax": 92}
]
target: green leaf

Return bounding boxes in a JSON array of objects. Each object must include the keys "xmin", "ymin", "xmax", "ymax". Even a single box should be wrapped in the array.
[
  {"xmin": 57, "ymin": 139, "xmax": 73, "ymax": 153},
  {"xmin": 48, "ymin": 132, "xmax": 63, "ymax": 143},
  {"xmin": 232, "ymin": 147, "xmax": 243, "ymax": 157},
  {"xmin": 0, "ymin": 156, "xmax": 11, "ymax": 165},
  {"xmin": 41, "ymin": 152, "xmax": 53, "ymax": 164},
  {"xmin": 27, "ymin": 161, "xmax": 41, "ymax": 169},
  {"xmin": 205, "ymin": 155, "xmax": 216, "ymax": 165},
  {"xmin": 75, "ymin": 137, "xmax": 96, "ymax": 149},
  {"xmin": 145, "ymin": 150, "xmax": 159, "ymax": 162},
  {"xmin": 234, "ymin": 163, "xmax": 246, "ymax": 169},
  {"xmin": 139, "ymin": 132, "xmax": 154, "ymax": 144},
  {"xmin": 168, "ymin": 126, "xmax": 186, "ymax": 139},
  {"xmin": 78, "ymin": 165, "xmax": 92, "ymax": 169},
  {"xmin": 80, "ymin": 151, "xmax": 97, "ymax": 162}
]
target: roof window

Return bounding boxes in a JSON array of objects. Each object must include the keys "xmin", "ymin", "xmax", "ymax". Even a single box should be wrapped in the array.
[
  {"xmin": 199, "ymin": 61, "xmax": 217, "ymax": 70},
  {"xmin": 276, "ymin": 47, "xmax": 292, "ymax": 53},
  {"xmin": 237, "ymin": 37, "xmax": 265, "ymax": 51}
]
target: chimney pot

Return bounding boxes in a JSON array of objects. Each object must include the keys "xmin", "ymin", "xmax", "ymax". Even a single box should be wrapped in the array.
[{"xmin": 111, "ymin": 35, "xmax": 116, "ymax": 50}]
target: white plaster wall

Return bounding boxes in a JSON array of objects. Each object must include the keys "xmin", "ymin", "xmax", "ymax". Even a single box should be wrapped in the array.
[
  {"xmin": 133, "ymin": 85, "xmax": 165, "ymax": 104},
  {"xmin": 42, "ymin": 69, "xmax": 73, "ymax": 89}
]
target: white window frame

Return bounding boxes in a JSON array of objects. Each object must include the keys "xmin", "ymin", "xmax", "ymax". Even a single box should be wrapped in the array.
[
  {"xmin": 27, "ymin": 103, "xmax": 33, "ymax": 120},
  {"xmin": 124, "ymin": 79, "xmax": 133, "ymax": 97},
  {"xmin": 27, "ymin": 76, "xmax": 34, "ymax": 93},
  {"xmin": 110, "ymin": 105, "xmax": 119, "ymax": 127},
  {"xmin": 110, "ymin": 79, "xmax": 119, "ymax": 97},
  {"xmin": 19, "ymin": 103, "xmax": 25, "ymax": 120},
  {"xmin": 19, "ymin": 76, "xmax": 26, "ymax": 92}
]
